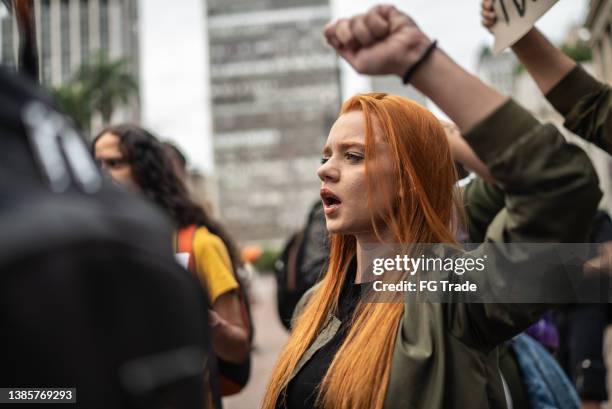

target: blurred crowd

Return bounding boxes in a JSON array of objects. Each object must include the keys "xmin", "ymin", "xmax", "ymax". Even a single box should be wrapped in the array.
[{"xmin": 2, "ymin": 1, "xmax": 612, "ymax": 409}]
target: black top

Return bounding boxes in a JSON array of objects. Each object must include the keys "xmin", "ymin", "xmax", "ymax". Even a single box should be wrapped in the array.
[{"xmin": 278, "ymin": 259, "xmax": 363, "ymax": 409}]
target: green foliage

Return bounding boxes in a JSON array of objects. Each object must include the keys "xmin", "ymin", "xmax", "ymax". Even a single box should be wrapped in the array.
[
  {"xmin": 74, "ymin": 54, "xmax": 138, "ymax": 124},
  {"xmin": 513, "ymin": 63, "xmax": 525, "ymax": 76},
  {"xmin": 254, "ymin": 248, "xmax": 281, "ymax": 274},
  {"xmin": 479, "ymin": 45, "xmax": 492, "ymax": 60},
  {"xmin": 561, "ymin": 42, "xmax": 593, "ymax": 63},
  {"xmin": 50, "ymin": 82, "xmax": 91, "ymax": 132},
  {"xmin": 512, "ymin": 41, "xmax": 592, "ymax": 78},
  {"xmin": 50, "ymin": 52, "xmax": 138, "ymax": 136}
]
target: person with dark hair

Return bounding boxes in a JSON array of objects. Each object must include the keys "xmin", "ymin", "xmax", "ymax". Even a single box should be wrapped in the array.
[
  {"xmin": 163, "ymin": 141, "xmax": 189, "ymax": 184},
  {"xmin": 0, "ymin": 67, "xmax": 213, "ymax": 409},
  {"xmin": 92, "ymin": 125, "xmax": 250, "ymax": 367},
  {"xmin": 1, "ymin": 2, "xmax": 214, "ymax": 407}
]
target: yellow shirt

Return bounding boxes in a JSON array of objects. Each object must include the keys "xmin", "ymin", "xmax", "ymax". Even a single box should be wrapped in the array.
[{"xmin": 184, "ymin": 226, "xmax": 239, "ymax": 304}]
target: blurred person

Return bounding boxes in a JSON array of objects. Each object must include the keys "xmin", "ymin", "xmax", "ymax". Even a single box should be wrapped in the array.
[
  {"xmin": 163, "ymin": 141, "xmax": 217, "ymax": 220},
  {"xmin": 482, "ymin": 3, "xmax": 612, "ymax": 406},
  {"xmin": 164, "ymin": 141, "xmax": 189, "ymax": 184},
  {"xmin": 1, "ymin": 1, "xmax": 212, "ymax": 408},
  {"xmin": 481, "ymin": 0, "xmax": 612, "ymax": 271},
  {"xmin": 275, "ymin": 201, "xmax": 329, "ymax": 330},
  {"xmin": 261, "ymin": 5, "xmax": 602, "ymax": 409},
  {"xmin": 446, "ymin": 123, "xmax": 581, "ymax": 409},
  {"xmin": 241, "ymin": 245, "xmax": 262, "ymax": 284},
  {"xmin": 1, "ymin": 68, "xmax": 213, "ymax": 409},
  {"xmin": 92, "ymin": 125, "xmax": 251, "ymax": 397},
  {"xmin": 480, "ymin": 1, "xmax": 611, "ymax": 153}
]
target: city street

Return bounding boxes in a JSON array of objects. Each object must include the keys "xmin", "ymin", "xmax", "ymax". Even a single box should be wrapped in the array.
[{"xmin": 224, "ymin": 274, "xmax": 288, "ymax": 409}]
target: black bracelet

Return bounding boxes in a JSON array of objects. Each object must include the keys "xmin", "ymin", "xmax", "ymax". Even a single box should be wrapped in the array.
[{"xmin": 402, "ymin": 40, "xmax": 438, "ymax": 84}]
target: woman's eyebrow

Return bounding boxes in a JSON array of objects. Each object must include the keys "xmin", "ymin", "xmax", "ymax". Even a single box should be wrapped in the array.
[
  {"xmin": 322, "ymin": 140, "xmax": 365, "ymax": 155},
  {"xmin": 338, "ymin": 140, "xmax": 365, "ymax": 150}
]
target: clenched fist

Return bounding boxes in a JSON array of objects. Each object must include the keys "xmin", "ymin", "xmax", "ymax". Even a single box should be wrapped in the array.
[{"xmin": 324, "ymin": 5, "xmax": 434, "ymax": 78}]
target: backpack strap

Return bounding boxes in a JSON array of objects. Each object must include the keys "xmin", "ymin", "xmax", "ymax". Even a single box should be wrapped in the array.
[{"xmin": 177, "ymin": 224, "xmax": 198, "ymax": 273}]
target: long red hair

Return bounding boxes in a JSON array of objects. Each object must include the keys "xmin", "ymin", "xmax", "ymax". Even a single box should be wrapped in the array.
[{"xmin": 262, "ymin": 93, "xmax": 461, "ymax": 409}]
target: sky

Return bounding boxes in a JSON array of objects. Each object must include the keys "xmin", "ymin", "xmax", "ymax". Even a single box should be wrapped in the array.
[
  {"xmin": 332, "ymin": 0, "xmax": 589, "ymax": 101},
  {"xmin": 139, "ymin": 0, "xmax": 589, "ymax": 173}
]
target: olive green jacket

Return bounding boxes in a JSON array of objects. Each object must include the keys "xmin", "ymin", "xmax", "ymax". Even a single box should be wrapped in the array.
[
  {"xmin": 464, "ymin": 65, "xmax": 612, "ymax": 243},
  {"xmin": 289, "ymin": 99, "xmax": 602, "ymax": 409},
  {"xmin": 547, "ymin": 65, "xmax": 612, "ymax": 154}
]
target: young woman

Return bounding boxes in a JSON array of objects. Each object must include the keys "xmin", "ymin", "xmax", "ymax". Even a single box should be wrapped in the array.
[
  {"xmin": 263, "ymin": 6, "xmax": 601, "ymax": 409},
  {"xmin": 92, "ymin": 125, "xmax": 250, "ymax": 364}
]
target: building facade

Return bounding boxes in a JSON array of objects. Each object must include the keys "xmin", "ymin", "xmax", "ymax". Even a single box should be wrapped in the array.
[
  {"xmin": 0, "ymin": 0, "xmax": 139, "ymax": 122},
  {"xmin": 586, "ymin": 0, "xmax": 612, "ymax": 84},
  {"xmin": 207, "ymin": 0, "xmax": 341, "ymax": 244}
]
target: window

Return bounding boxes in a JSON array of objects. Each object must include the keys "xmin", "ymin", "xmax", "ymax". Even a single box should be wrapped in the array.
[
  {"xmin": 80, "ymin": 0, "xmax": 89, "ymax": 62},
  {"xmin": 40, "ymin": 0, "xmax": 52, "ymax": 85},
  {"xmin": 1, "ymin": 15, "xmax": 14, "ymax": 66},
  {"xmin": 61, "ymin": 0, "xmax": 71, "ymax": 82},
  {"xmin": 99, "ymin": 0, "xmax": 109, "ymax": 58}
]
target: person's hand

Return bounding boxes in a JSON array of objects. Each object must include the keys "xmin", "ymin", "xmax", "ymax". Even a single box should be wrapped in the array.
[
  {"xmin": 481, "ymin": 0, "xmax": 497, "ymax": 32},
  {"xmin": 584, "ymin": 241, "xmax": 612, "ymax": 276},
  {"xmin": 441, "ymin": 121, "xmax": 463, "ymax": 159},
  {"xmin": 441, "ymin": 120, "xmax": 494, "ymax": 182},
  {"xmin": 324, "ymin": 5, "xmax": 433, "ymax": 77},
  {"xmin": 208, "ymin": 309, "xmax": 223, "ymax": 328}
]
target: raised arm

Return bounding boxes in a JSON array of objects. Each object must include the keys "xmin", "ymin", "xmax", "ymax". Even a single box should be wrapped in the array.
[
  {"xmin": 325, "ymin": 5, "xmax": 506, "ymax": 132},
  {"xmin": 482, "ymin": 0, "xmax": 612, "ymax": 153},
  {"xmin": 481, "ymin": 0, "xmax": 576, "ymax": 95},
  {"xmin": 441, "ymin": 122, "xmax": 504, "ymax": 243},
  {"xmin": 326, "ymin": 5, "xmax": 602, "ymax": 348},
  {"xmin": 442, "ymin": 121, "xmax": 493, "ymax": 183},
  {"xmin": 325, "ymin": 4, "xmax": 600, "ymax": 243}
]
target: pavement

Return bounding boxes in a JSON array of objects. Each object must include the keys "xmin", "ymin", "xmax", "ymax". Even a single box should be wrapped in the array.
[{"xmin": 224, "ymin": 274, "xmax": 289, "ymax": 409}]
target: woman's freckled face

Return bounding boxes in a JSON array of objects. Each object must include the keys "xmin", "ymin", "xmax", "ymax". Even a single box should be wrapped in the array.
[{"xmin": 317, "ymin": 110, "xmax": 396, "ymax": 237}]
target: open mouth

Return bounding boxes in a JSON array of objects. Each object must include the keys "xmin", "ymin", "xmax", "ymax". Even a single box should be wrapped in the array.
[{"xmin": 320, "ymin": 188, "xmax": 342, "ymax": 214}]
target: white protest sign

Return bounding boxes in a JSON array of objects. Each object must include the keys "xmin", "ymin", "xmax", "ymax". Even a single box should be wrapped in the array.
[{"xmin": 491, "ymin": 0, "xmax": 558, "ymax": 54}]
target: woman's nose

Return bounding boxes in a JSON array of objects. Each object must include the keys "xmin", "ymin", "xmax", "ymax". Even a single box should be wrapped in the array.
[{"xmin": 317, "ymin": 160, "xmax": 340, "ymax": 182}]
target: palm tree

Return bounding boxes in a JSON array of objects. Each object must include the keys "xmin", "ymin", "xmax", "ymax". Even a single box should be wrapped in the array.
[
  {"xmin": 50, "ymin": 82, "xmax": 92, "ymax": 133},
  {"xmin": 74, "ymin": 54, "xmax": 138, "ymax": 125},
  {"xmin": 51, "ymin": 54, "xmax": 138, "ymax": 135}
]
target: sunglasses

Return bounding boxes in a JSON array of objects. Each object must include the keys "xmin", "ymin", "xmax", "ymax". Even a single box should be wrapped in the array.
[{"xmin": 95, "ymin": 157, "xmax": 129, "ymax": 170}]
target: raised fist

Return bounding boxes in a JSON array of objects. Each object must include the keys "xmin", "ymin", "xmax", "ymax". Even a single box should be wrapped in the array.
[{"xmin": 324, "ymin": 5, "xmax": 433, "ymax": 77}]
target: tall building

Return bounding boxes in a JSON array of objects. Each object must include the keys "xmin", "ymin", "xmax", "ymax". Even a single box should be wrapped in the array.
[
  {"xmin": 207, "ymin": 0, "xmax": 341, "ymax": 244},
  {"xmin": 0, "ymin": 0, "xmax": 139, "ymax": 122},
  {"xmin": 477, "ymin": 48, "xmax": 518, "ymax": 97},
  {"xmin": 585, "ymin": 0, "xmax": 612, "ymax": 83}
]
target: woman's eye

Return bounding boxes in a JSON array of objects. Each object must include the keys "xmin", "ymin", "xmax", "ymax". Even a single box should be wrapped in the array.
[
  {"xmin": 345, "ymin": 152, "xmax": 363, "ymax": 162},
  {"xmin": 320, "ymin": 157, "xmax": 330, "ymax": 164}
]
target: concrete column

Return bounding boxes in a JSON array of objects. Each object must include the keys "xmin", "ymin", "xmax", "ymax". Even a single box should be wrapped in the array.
[
  {"xmin": 108, "ymin": 0, "xmax": 121, "ymax": 59},
  {"xmin": 69, "ymin": 0, "xmax": 80, "ymax": 69},
  {"xmin": 89, "ymin": 0, "xmax": 100, "ymax": 52},
  {"xmin": 50, "ymin": 0, "xmax": 62, "ymax": 86}
]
